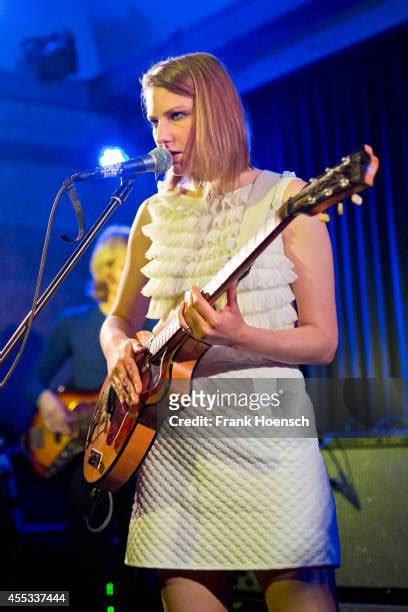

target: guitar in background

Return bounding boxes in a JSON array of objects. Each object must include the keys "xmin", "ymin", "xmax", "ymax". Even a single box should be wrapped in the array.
[
  {"xmin": 22, "ymin": 388, "xmax": 99, "ymax": 477},
  {"xmin": 21, "ymin": 226, "xmax": 130, "ymax": 478}
]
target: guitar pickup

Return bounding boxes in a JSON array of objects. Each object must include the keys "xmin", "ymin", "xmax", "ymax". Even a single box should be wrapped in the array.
[{"xmin": 87, "ymin": 448, "xmax": 103, "ymax": 469}]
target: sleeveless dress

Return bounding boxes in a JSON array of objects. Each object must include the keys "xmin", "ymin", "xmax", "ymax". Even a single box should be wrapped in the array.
[{"xmin": 125, "ymin": 171, "xmax": 340, "ymax": 570}]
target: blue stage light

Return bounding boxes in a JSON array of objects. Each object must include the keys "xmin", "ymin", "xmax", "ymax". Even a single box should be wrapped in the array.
[{"xmin": 99, "ymin": 147, "xmax": 129, "ymax": 167}]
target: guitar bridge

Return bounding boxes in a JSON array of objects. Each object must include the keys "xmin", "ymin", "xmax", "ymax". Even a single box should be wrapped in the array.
[{"xmin": 87, "ymin": 448, "xmax": 103, "ymax": 470}]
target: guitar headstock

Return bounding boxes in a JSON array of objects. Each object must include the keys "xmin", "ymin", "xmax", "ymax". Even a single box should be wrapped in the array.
[{"xmin": 278, "ymin": 144, "xmax": 379, "ymax": 219}]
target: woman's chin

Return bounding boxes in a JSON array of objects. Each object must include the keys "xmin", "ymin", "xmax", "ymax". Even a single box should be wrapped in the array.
[{"xmin": 172, "ymin": 164, "xmax": 184, "ymax": 176}]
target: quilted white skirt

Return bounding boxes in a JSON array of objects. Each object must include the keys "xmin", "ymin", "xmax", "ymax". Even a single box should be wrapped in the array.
[{"xmin": 125, "ymin": 366, "xmax": 340, "ymax": 570}]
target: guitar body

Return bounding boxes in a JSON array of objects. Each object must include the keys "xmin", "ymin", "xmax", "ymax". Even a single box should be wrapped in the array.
[
  {"xmin": 83, "ymin": 330, "xmax": 210, "ymax": 491},
  {"xmin": 23, "ymin": 390, "xmax": 99, "ymax": 477}
]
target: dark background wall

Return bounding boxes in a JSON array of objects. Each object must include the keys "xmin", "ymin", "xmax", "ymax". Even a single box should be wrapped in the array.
[{"xmin": 244, "ymin": 26, "xmax": 408, "ymax": 379}]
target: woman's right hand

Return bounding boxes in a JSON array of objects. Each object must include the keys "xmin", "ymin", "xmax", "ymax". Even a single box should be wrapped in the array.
[{"xmin": 105, "ymin": 337, "xmax": 144, "ymax": 406}]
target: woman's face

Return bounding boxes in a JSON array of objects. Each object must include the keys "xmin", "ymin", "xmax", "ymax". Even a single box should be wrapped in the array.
[{"xmin": 144, "ymin": 86, "xmax": 194, "ymax": 176}]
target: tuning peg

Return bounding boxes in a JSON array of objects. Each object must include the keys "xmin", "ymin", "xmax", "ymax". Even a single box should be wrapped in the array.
[
  {"xmin": 319, "ymin": 212, "xmax": 330, "ymax": 223},
  {"xmin": 337, "ymin": 203, "xmax": 344, "ymax": 215},
  {"xmin": 351, "ymin": 194, "xmax": 363, "ymax": 205}
]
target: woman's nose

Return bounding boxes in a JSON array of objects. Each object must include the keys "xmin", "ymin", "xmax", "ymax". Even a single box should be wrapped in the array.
[{"xmin": 155, "ymin": 121, "xmax": 172, "ymax": 145}]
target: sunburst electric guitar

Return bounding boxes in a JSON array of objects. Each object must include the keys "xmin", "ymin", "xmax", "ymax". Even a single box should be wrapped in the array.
[
  {"xmin": 84, "ymin": 145, "xmax": 379, "ymax": 491},
  {"xmin": 24, "ymin": 389, "xmax": 99, "ymax": 477}
]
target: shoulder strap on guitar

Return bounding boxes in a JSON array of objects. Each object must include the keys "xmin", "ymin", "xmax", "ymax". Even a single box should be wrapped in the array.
[{"xmin": 237, "ymin": 170, "xmax": 294, "ymax": 249}]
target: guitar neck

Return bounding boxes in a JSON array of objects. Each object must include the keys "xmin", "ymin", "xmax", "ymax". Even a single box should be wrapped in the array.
[
  {"xmin": 201, "ymin": 215, "xmax": 294, "ymax": 304},
  {"xmin": 145, "ymin": 145, "xmax": 379, "ymax": 361},
  {"xmin": 147, "ymin": 313, "xmax": 183, "ymax": 359},
  {"xmin": 146, "ymin": 214, "xmax": 294, "ymax": 359}
]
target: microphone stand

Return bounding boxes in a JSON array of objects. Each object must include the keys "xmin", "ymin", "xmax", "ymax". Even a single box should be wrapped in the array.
[{"xmin": 0, "ymin": 179, "xmax": 135, "ymax": 363}]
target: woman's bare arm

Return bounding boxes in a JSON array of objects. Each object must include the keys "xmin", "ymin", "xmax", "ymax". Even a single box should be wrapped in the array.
[
  {"xmin": 100, "ymin": 199, "xmax": 152, "ymax": 404},
  {"xmin": 181, "ymin": 179, "xmax": 338, "ymax": 365}
]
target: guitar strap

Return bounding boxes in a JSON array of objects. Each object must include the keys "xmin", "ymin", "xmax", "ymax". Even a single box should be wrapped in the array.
[{"xmin": 237, "ymin": 170, "xmax": 287, "ymax": 249}]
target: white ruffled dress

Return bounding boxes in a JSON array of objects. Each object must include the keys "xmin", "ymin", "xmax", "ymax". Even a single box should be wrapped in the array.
[{"xmin": 125, "ymin": 171, "xmax": 340, "ymax": 570}]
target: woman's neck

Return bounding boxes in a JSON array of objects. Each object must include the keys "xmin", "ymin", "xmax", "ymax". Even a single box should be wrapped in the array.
[
  {"xmin": 166, "ymin": 166, "xmax": 261, "ymax": 194},
  {"xmin": 236, "ymin": 167, "xmax": 261, "ymax": 188}
]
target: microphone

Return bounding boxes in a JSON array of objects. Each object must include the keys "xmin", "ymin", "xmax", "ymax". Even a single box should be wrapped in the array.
[{"xmin": 70, "ymin": 147, "xmax": 172, "ymax": 182}]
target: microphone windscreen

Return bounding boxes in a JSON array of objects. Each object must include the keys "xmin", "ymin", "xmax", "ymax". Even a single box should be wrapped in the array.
[{"xmin": 149, "ymin": 147, "xmax": 173, "ymax": 173}]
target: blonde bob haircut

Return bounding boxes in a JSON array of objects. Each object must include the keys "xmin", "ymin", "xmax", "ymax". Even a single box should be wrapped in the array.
[{"xmin": 141, "ymin": 52, "xmax": 251, "ymax": 195}]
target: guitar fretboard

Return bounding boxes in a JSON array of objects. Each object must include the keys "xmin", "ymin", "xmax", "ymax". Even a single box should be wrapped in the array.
[
  {"xmin": 201, "ymin": 214, "xmax": 276, "ymax": 297},
  {"xmin": 146, "ymin": 214, "xmax": 277, "ymax": 359},
  {"xmin": 144, "ymin": 145, "xmax": 375, "ymax": 360},
  {"xmin": 147, "ymin": 311, "xmax": 181, "ymax": 358}
]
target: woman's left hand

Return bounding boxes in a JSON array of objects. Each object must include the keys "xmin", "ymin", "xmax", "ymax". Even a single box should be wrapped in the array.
[{"xmin": 179, "ymin": 281, "xmax": 247, "ymax": 347}]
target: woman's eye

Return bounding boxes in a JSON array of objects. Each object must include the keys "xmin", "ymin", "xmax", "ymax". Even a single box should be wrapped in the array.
[{"xmin": 147, "ymin": 112, "xmax": 187, "ymax": 127}]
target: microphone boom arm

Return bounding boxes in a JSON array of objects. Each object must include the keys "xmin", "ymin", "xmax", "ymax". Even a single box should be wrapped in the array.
[{"xmin": 0, "ymin": 179, "xmax": 135, "ymax": 364}]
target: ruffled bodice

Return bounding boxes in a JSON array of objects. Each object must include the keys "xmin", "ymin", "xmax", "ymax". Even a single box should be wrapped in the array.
[
  {"xmin": 141, "ymin": 171, "xmax": 298, "ymax": 335},
  {"xmin": 141, "ymin": 182, "xmax": 246, "ymax": 319}
]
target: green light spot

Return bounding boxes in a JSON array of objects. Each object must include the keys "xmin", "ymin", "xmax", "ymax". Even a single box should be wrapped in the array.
[
  {"xmin": 105, "ymin": 582, "xmax": 114, "ymax": 596},
  {"xmin": 107, "ymin": 607, "xmax": 115, "ymax": 612}
]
